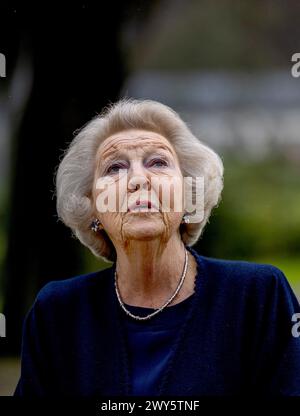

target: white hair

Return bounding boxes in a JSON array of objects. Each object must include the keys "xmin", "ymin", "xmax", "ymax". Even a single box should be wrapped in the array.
[{"xmin": 55, "ymin": 98, "xmax": 224, "ymax": 262}]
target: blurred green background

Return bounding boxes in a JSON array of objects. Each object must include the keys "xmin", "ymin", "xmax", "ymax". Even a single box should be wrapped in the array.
[{"xmin": 0, "ymin": 0, "xmax": 299, "ymax": 395}]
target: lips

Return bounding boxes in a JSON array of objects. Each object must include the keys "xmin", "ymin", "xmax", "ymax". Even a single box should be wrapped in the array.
[{"xmin": 128, "ymin": 200, "xmax": 159, "ymax": 212}]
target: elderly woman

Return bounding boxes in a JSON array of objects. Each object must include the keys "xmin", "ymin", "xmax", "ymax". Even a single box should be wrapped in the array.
[{"xmin": 15, "ymin": 99, "xmax": 300, "ymax": 396}]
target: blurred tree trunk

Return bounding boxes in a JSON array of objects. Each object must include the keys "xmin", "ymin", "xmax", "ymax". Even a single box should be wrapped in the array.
[{"xmin": 0, "ymin": 2, "xmax": 155, "ymax": 355}]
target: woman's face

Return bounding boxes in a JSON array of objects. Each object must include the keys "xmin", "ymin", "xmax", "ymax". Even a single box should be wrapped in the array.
[{"xmin": 92, "ymin": 129, "xmax": 185, "ymax": 247}]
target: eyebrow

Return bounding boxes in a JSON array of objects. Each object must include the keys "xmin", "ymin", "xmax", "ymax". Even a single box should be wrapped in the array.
[{"xmin": 101, "ymin": 146, "xmax": 174, "ymax": 163}]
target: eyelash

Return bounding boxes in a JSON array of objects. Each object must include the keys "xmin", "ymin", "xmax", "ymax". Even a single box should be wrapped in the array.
[
  {"xmin": 149, "ymin": 158, "xmax": 168, "ymax": 167},
  {"xmin": 106, "ymin": 163, "xmax": 126, "ymax": 174},
  {"xmin": 106, "ymin": 158, "xmax": 168, "ymax": 174}
]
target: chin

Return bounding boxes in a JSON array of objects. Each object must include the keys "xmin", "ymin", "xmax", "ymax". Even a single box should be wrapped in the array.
[
  {"xmin": 130, "ymin": 234, "xmax": 160, "ymax": 241},
  {"xmin": 123, "ymin": 222, "xmax": 164, "ymax": 241}
]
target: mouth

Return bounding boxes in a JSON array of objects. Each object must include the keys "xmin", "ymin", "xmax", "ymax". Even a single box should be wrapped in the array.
[{"xmin": 128, "ymin": 200, "xmax": 159, "ymax": 212}]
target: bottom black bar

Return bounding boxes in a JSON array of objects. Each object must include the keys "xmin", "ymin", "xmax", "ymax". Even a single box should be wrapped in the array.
[{"xmin": 0, "ymin": 397, "xmax": 300, "ymax": 414}]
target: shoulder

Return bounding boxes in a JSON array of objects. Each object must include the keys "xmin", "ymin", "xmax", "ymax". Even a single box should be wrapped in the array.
[
  {"xmin": 189, "ymin": 248, "xmax": 300, "ymax": 325},
  {"xmin": 199, "ymin": 252, "xmax": 285, "ymax": 283},
  {"xmin": 190, "ymin": 247, "xmax": 298, "ymax": 304},
  {"xmin": 190, "ymin": 245, "xmax": 286, "ymax": 285},
  {"xmin": 20, "ymin": 265, "xmax": 116, "ymax": 345},
  {"xmin": 34, "ymin": 265, "xmax": 114, "ymax": 310}
]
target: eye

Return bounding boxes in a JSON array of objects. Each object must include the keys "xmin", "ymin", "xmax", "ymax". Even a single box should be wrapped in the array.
[
  {"xmin": 106, "ymin": 163, "xmax": 127, "ymax": 174},
  {"xmin": 149, "ymin": 158, "xmax": 168, "ymax": 168}
]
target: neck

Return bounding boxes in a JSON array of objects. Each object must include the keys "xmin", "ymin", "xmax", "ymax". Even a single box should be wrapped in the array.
[{"xmin": 114, "ymin": 233, "xmax": 196, "ymax": 308}]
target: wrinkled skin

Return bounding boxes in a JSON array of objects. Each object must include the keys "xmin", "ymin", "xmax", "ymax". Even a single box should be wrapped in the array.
[{"xmin": 92, "ymin": 129, "xmax": 197, "ymax": 308}]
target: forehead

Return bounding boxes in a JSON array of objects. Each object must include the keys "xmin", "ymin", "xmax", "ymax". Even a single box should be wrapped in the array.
[{"xmin": 96, "ymin": 129, "xmax": 177, "ymax": 159}]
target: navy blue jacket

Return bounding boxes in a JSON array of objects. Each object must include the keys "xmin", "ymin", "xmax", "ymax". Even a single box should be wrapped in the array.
[{"xmin": 14, "ymin": 246, "xmax": 300, "ymax": 396}]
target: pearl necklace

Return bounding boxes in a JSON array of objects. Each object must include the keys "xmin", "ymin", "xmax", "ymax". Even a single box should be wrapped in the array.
[{"xmin": 114, "ymin": 248, "xmax": 189, "ymax": 321}]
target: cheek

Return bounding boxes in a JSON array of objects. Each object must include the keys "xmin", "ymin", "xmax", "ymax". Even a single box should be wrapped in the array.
[
  {"xmin": 161, "ymin": 211, "xmax": 183, "ymax": 231},
  {"xmin": 93, "ymin": 177, "xmax": 128, "ymax": 214},
  {"xmin": 170, "ymin": 176, "xmax": 184, "ymax": 211},
  {"xmin": 151, "ymin": 174, "xmax": 184, "ymax": 212}
]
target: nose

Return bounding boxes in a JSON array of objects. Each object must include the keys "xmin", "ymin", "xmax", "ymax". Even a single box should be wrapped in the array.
[{"xmin": 127, "ymin": 161, "xmax": 151, "ymax": 192}]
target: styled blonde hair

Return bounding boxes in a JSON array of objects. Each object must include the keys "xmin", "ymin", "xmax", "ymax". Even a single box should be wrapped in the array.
[{"xmin": 55, "ymin": 98, "xmax": 224, "ymax": 262}]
